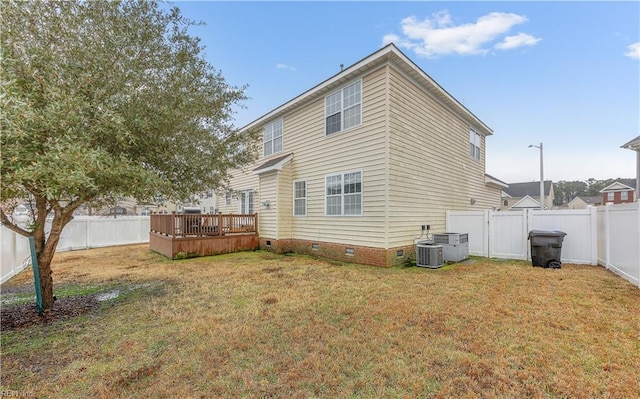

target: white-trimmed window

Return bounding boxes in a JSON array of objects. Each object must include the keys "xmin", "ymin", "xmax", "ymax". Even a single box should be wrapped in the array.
[
  {"xmin": 325, "ymin": 171, "xmax": 362, "ymax": 216},
  {"xmin": 293, "ymin": 180, "xmax": 307, "ymax": 217},
  {"xmin": 263, "ymin": 119, "xmax": 283, "ymax": 157},
  {"xmin": 607, "ymin": 192, "xmax": 614, "ymax": 201},
  {"xmin": 325, "ymin": 80, "xmax": 362, "ymax": 136},
  {"xmin": 225, "ymin": 191, "xmax": 232, "ymax": 206},
  {"xmin": 469, "ymin": 129, "xmax": 481, "ymax": 161},
  {"xmin": 238, "ymin": 190, "xmax": 254, "ymax": 214},
  {"xmin": 621, "ymin": 191, "xmax": 628, "ymax": 201}
]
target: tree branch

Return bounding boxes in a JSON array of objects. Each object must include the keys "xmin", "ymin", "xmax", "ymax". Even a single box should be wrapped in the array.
[{"xmin": 0, "ymin": 210, "xmax": 31, "ymax": 237}]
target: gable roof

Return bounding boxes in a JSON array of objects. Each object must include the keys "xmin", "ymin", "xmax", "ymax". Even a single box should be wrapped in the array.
[
  {"xmin": 577, "ymin": 196, "xmax": 602, "ymax": 205},
  {"xmin": 600, "ymin": 181, "xmax": 635, "ymax": 193},
  {"xmin": 510, "ymin": 195, "xmax": 543, "ymax": 209},
  {"xmin": 253, "ymin": 153, "xmax": 293, "ymax": 175},
  {"xmin": 503, "ymin": 181, "xmax": 553, "ymax": 198},
  {"xmin": 621, "ymin": 135, "xmax": 640, "ymax": 151},
  {"xmin": 240, "ymin": 43, "xmax": 492, "ymax": 137}
]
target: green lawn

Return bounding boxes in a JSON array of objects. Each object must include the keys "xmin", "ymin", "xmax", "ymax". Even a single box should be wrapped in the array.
[{"xmin": 1, "ymin": 244, "xmax": 639, "ymax": 398}]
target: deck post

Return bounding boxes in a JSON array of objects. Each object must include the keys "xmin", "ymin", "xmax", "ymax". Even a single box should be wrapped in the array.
[
  {"xmin": 172, "ymin": 212, "xmax": 176, "ymax": 237},
  {"xmin": 254, "ymin": 213, "xmax": 258, "ymax": 236}
]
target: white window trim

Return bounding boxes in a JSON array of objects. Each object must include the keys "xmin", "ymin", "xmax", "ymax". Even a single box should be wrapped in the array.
[
  {"xmin": 324, "ymin": 79, "xmax": 362, "ymax": 136},
  {"xmin": 293, "ymin": 179, "xmax": 307, "ymax": 217},
  {"xmin": 263, "ymin": 118, "xmax": 284, "ymax": 157},
  {"xmin": 324, "ymin": 170, "xmax": 363, "ymax": 217},
  {"xmin": 621, "ymin": 191, "xmax": 628, "ymax": 201},
  {"xmin": 607, "ymin": 192, "xmax": 614, "ymax": 201},
  {"xmin": 469, "ymin": 129, "xmax": 481, "ymax": 161},
  {"xmin": 237, "ymin": 189, "xmax": 254, "ymax": 214},
  {"xmin": 225, "ymin": 191, "xmax": 232, "ymax": 206}
]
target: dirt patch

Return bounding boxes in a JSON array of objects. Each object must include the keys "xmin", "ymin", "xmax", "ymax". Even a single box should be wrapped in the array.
[{"xmin": 1, "ymin": 294, "xmax": 100, "ymax": 332}]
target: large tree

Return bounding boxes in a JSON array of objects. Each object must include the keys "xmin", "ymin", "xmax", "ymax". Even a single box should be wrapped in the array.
[{"xmin": 1, "ymin": 1, "xmax": 258, "ymax": 311}]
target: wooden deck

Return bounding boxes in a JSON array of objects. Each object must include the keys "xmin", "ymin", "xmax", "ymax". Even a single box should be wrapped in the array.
[{"xmin": 149, "ymin": 213, "xmax": 259, "ymax": 259}]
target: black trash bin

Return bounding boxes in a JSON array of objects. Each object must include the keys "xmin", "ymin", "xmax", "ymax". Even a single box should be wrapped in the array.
[{"xmin": 528, "ymin": 230, "xmax": 567, "ymax": 269}]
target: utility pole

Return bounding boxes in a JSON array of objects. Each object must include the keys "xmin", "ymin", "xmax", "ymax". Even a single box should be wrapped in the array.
[{"xmin": 529, "ymin": 143, "xmax": 544, "ymax": 210}]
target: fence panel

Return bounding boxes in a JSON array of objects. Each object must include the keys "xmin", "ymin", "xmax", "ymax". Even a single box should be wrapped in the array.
[
  {"xmin": 53, "ymin": 218, "xmax": 89, "ymax": 251},
  {"xmin": 602, "ymin": 203, "xmax": 640, "ymax": 286},
  {"xmin": 490, "ymin": 211, "xmax": 528, "ymax": 260},
  {"xmin": 529, "ymin": 208, "xmax": 597, "ymax": 265},
  {"xmin": 446, "ymin": 210, "xmax": 488, "ymax": 256},
  {"xmin": 85, "ymin": 216, "xmax": 150, "ymax": 248},
  {"xmin": 1, "ymin": 226, "xmax": 31, "ymax": 284},
  {"xmin": 596, "ymin": 207, "xmax": 608, "ymax": 266},
  {"xmin": 447, "ymin": 208, "xmax": 598, "ymax": 264},
  {"xmin": 1, "ymin": 216, "xmax": 150, "ymax": 283}
]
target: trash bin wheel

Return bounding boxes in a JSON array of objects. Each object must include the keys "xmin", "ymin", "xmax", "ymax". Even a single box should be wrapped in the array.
[{"xmin": 547, "ymin": 260, "xmax": 561, "ymax": 269}]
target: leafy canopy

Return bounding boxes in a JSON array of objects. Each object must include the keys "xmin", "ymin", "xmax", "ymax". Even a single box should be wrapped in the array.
[{"xmin": 1, "ymin": 0, "xmax": 257, "ymax": 217}]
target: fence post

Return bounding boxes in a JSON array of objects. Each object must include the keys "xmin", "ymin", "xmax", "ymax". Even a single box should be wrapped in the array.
[
  {"xmin": 589, "ymin": 206, "xmax": 598, "ymax": 265},
  {"xmin": 484, "ymin": 210, "xmax": 490, "ymax": 258},
  {"xmin": 524, "ymin": 209, "xmax": 532, "ymax": 261},
  {"xmin": 604, "ymin": 203, "xmax": 611, "ymax": 270},
  {"xmin": 86, "ymin": 217, "xmax": 91, "ymax": 249},
  {"xmin": 636, "ymin": 202, "xmax": 640, "ymax": 288}
]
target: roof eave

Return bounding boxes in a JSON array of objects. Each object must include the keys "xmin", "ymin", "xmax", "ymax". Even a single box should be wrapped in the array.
[{"xmin": 240, "ymin": 44, "xmax": 493, "ymax": 136}]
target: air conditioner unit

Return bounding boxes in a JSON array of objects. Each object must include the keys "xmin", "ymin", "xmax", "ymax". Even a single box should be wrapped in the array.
[
  {"xmin": 433, "ymin": 233, "xmax": 469, "ymax": 262},
  {"xmin": 433, "ymin": 233, "xmax": 468, "ymax": 245},
  {"xmin": 415, "ymin": 243, "xmax": 444, "ymax": 268}
]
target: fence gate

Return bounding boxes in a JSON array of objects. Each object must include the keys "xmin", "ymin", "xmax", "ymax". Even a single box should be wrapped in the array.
[{"xmin": 446, "ymin": 208, "xmax": 598, "ymax": 265}]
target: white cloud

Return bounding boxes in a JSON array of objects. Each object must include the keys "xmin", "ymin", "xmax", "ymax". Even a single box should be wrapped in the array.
[
  {"xmin": 382, "ymin": 10, "xmax": 540, "ymax": 58},
  {"xmin": 276, "ymin": 63, "xmax": 296, "ymax": 71},
  {"xmin": 624, "ymin": 42, "xmax": 640, "ymax": 59},
  {"xmin": 496, "ymin": 33, "xmax": 541, "ymax": 50}
]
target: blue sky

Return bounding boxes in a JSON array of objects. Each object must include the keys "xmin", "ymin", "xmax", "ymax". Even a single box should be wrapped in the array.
[{"xmin": 171, "ymin": 1, "xmax": 639, "ymax": 183}]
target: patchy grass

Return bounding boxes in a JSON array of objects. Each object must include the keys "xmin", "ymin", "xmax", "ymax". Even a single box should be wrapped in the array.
[{"xmin": 1, "ymin": 244, "xmax": 639, "ymax": 398}]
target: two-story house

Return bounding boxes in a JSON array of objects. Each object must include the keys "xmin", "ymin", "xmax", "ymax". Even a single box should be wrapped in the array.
[
  {"xmin": 600, "ymin": 180, "xmax": 637, "ymax": 204},
  {"xmin": 501, "ymin": 181, "xmax": 555, "ymax": 210},
  {"xmin": 220, "ymin": 44, "xmax": 504, "ymax": 266}
]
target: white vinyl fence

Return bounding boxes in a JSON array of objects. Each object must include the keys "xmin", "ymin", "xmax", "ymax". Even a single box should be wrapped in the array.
[
  {"xmin": 447, "ymin": 204, "xmax": 640, "ymax": 287},
  {"xmin": 1, "ymin": 216, "xmax": 150, "ymax": 284},
  {"xmin": 597, "ymin": 203, "xmax": 640, "ymax": 287}
]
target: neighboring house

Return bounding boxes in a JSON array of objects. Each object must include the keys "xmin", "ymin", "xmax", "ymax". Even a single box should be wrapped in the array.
[
  {"xmin": 565, "ymin": 196, "xmax": 602, "ymax": 209},
  {"xmin": 600, "ymin": 180, "xmax": 636, "ymax": 204},
  {"xmin": 501, "ymin": 181, "xmax": 555, "ymax": 210},
  {"xmin": 220, "ymin": 44, "xmax": 504, "ymax": 266},
  {"xmin": 621, "ymin": 135, "xmax": 640, "ymax": 201}
]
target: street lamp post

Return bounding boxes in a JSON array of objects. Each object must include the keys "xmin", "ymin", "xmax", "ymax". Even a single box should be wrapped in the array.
[{"xmin": 528, "ymin": 143, "xmax": 544, "ymax": 210}]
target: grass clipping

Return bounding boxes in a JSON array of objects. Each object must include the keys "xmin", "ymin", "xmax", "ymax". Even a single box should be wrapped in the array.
[{"xmin": 1, "ymin": 244, "xmax": 639, "ymax": 398}]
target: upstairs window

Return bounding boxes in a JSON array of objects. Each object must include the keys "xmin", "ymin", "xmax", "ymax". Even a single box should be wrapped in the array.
[
  {"xmin": 325, "ymin": 80, "xmax": 362, "ymax": 136},
  {"xmin": 469, "ymin": 129, "xmax": 482, "ymax": 161},
  {"xmin": 263, "ymin": 119, "xmax": 283, "ymax": 157}
]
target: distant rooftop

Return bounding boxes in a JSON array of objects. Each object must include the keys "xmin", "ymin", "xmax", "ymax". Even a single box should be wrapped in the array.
[{"xmin": 503, "ymin": 181, "xmax": 553, "ymax": 198}]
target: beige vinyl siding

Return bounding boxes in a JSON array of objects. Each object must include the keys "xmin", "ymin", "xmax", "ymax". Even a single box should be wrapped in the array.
[
  {"xmin": 218, "ymin": 168, "xmax": 260, "ymax": 215},
  {"xmin": 277, "ymin": 162, "xmax": 293, "ymax": 239},
  {"xmin": 258, "ymin": 172, "xmax": 277, "ymax": 238},
  {"xmin": 387, "ymin": 66, "xmax": 498, "ymax": 247},
  {"xmin": 283, "ymin": 67, "xmax": 389, "ymax": 248}
]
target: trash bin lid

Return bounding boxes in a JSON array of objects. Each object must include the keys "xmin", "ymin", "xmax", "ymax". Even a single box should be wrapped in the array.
[{"xmin": 528, "ymin": 230, "xmax": 567, "ymax": 238}]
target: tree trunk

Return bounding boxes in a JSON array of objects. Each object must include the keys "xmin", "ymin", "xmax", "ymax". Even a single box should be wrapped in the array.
[
  {"xmin": 37, "ymin": 250, "xmax": 56, "ymax": 310},
  {"xmin": 35, "ymin": 209, "xmax": 74, "ymax": 311}
]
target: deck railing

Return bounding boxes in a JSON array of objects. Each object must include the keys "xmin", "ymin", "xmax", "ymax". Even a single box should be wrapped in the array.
[{"xmin": 150, "ymin": 213, "xmax": 258, "ymax": 238}]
